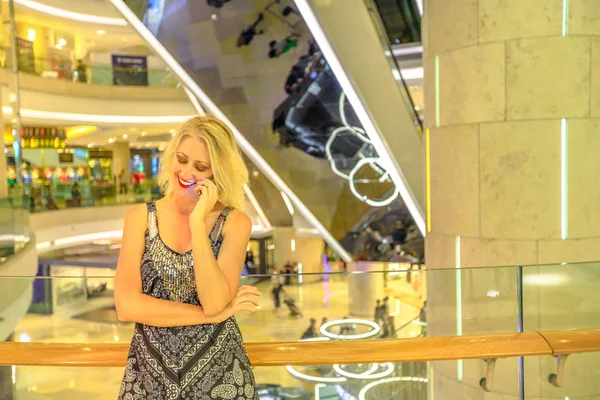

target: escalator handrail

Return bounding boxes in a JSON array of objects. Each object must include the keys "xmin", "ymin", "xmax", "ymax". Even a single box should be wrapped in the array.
[{"xmin": 1, "ymin": 328, "xmax": 598, "ymax": 367}]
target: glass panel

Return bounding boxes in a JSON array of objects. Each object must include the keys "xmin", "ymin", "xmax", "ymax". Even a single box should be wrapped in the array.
[
  {"xmin": 0, "ymin": 193, "xmax": 31, "ymax": 264},
  {"xmin": 7, "ymin": 266, "xmax": 527, "ymax": 345},
  {"xmin": 8, "ymin": 363, "xmax": 430, "ymax": 399},
  {"xmin": 522, "ymin": 262, "xmax": 600, "ymax": 399}
]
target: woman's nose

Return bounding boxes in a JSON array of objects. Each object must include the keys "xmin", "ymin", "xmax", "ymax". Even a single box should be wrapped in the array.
[{"xmin": 182, "ymin": 165, "xmax": 196, "ymax": 179}]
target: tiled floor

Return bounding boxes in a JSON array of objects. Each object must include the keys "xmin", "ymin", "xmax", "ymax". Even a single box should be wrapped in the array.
[{"xmin": 11, "ymin": 275, "xmax": 424, "ymax": 399}]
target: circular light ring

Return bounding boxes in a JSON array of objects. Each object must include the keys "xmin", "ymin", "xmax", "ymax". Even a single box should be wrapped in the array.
[
  {"xmin": 319, "ymin": 318, "xmax": 381, "ymax": 340},
  {"xmin": 285, "ymin": 365, "xmax": 346, "ymax": 383},
  {"xmin": 338, "ymin": 93, "xmax": 370, "ymax": 143},
  {"xmin": 325, "ymin": 126, "xmax": 372, "ymax": 179},
  {"xmin": 348, "ymin": 158, "xmax": 400, "ymax": 207},
  {"xmin": 358, "ymin": 377, "xmax": 429, "ymax": 400},
  {"xmin": 333, "ymin": 363, "xmax": 379, "ymax": 379},
  {"xmin": 286, "ymin": 337, "xmax": 343, "ymax": 383},
  {"xmin": 333, "ymin": 362, "xmax": 395, "ymax": 380}
]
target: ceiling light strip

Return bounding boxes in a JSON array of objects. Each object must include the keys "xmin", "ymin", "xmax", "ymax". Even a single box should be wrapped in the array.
[
  {"xmin": 11, "ymin": 0, "xmax": 127, "ymax": 26},
  {"xmin": 294, "ymin": 0, "xmax": 426, "ymax": 236},
  {"xmin": 455, "ymin": 235, "xmax": 463, "ymax": 382},
  {"xmin": 108, "ymin": 0, "xmax": 352, "ymax": 262},
  {"xmin": 2, "ymin": 106, "xmax": 192, "ymax": 124},
  {"xmin": 183, "ymin": 86, "xmax": 206, "ymax": 117},
  {"xmin": 561, "ymin": 118, "xmax": 568, "ymax": 240},
  {"xmin": 392, "ymin": 44, "xmax": 423, "ymax": 57},
  {"xmin": 243, "ymin": 184, "xmax": 272, "ymax": 231}
]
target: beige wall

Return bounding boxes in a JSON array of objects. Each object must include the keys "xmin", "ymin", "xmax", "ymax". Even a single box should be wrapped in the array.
[
  {"xmin": 424, "ymin": 0, "xmax": 600, "ymax": 398},
  {"xmin": 272, "ymin": 227, "xmax": 324, "ymax": 283}
]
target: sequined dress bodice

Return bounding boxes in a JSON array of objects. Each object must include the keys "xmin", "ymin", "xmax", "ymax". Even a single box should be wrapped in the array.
[{"xmin": 118, "ymin": 202, "xmax": 257, "ymax": 400}]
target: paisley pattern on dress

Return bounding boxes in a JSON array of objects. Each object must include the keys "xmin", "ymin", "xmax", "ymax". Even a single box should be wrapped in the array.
[{"xmin": 118, "ymin": 202, "xmax": 257, "ymax": 400}]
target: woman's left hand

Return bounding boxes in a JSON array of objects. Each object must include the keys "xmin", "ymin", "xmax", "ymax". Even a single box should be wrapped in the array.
[{"xmin": 190, "ymin": 179, "xmax": 218, "ymax": 229}]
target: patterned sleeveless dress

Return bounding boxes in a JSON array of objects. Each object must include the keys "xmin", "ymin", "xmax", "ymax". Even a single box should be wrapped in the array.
[{"xmin": 118, "ymin": 202, "xmax": 257, "ymax": 400}]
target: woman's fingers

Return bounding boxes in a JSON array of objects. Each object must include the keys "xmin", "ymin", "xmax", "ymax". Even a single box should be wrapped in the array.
[
  {"xmin": 237, "ymin": 286, "xmax": 261, "ymax": 296},
  {"xmin": 236, "ymin": 293, "xmax": 261, "ymax": 305}
]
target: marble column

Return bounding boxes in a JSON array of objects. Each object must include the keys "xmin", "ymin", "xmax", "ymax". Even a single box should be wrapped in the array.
[
  {"xmin": 108, "ymin": 141, "xmax": 131, "ymax": 188},
  {"xmin": 424, "ymin": 0, "xmax": 600, "ymax": 398}
]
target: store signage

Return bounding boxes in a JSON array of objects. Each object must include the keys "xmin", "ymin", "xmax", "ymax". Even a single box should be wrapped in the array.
[
  {"xmin": 111, "ymin": 54, "xmax": 148, "ymax": 86},
  {"xmin": 20, "ymin": 127, "xmax": 67, "ymax": 148}
]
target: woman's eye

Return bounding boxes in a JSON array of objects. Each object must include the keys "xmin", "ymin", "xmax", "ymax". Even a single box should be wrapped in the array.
[
  {"xmin": 178, "ymin": 158, "xmax": 187, "ymax": 164},
  {"xmin": 195, "ymin": 166, "xmax": 207, "ymax": 172}
]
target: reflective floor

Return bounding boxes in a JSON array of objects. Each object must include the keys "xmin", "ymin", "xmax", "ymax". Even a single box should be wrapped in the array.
[{"xmin": 11, "ymin": 274, "xmax": 425, "ymax": 399}]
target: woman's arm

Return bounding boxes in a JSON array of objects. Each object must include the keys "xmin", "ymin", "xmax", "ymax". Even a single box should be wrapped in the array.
[
  {"xmin": 191, "ymin": 210, "xmax": 253, "ymax": 316},
  {"xmin": 114, "ymin": 204, "xmax": 231, "ymax": 327}
]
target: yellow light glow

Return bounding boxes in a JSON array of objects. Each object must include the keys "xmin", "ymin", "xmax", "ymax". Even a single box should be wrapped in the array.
[
  {"xmin": 66, "ymin": 126, "xmax": 96, "ymax": 138},
  {"xmin": 425, "ymin": 128, "xmax": 431, "ymax": 232}
]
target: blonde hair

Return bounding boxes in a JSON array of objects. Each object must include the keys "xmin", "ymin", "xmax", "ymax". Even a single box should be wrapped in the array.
[{"xmin": 158, "ymin": 116, "xmax": 248, "ymax": 210}]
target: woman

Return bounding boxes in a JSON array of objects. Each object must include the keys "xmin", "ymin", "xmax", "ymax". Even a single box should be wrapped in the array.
[{"xmin": 114, "ymin": 116, "xmax": 261, "ymax": 399}]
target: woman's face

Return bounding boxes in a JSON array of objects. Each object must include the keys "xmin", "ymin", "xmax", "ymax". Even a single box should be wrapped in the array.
[{"xmin": 171, "ymin": 136, "xmax": 213, "ymax": 198}]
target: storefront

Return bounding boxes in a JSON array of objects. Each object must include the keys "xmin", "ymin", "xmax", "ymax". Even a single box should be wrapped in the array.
[
  {"xmin": 5, "ymin": 126, "xmax": 117, "ymax": 207},
  {"xmin": 30, "ymin": 262, "xmax": 115, "ymax": 316}
]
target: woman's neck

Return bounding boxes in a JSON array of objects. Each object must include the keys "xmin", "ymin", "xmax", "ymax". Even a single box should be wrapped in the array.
[{"xmin": 168, "ymin": 192, "xmax": 196, "ymax": 217}]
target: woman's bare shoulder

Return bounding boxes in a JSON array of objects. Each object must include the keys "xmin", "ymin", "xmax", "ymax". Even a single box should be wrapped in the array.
[
  {"xmin": 226, "ymin": 209, "xmax": 251, "ymax": 229},
  {"xmin": 125, "ymin": 203, "xmax": 148, "ymax": 224}
]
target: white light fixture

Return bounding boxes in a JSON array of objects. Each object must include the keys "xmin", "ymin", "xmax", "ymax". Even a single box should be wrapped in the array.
[
  {"xmin": 280, "ymin": 191, "xmax": 294, "ymax": 215},
  {"xmin": 109, "ymin": 0, "xmax": 353, "ymax": 262},
  {"xmin": 291, "ymin": 239, "xmax": 296, "ymax": 252},
  {"xmin": 96, "ymin": 30, "xmax": 106, "ymax": 35},
  {"xmin": 182, "ymin": 86, "xmax": 206, "ymax": 116},
  {"xmin": 122, "ymin": 134, "xmax": 128, "ymax": 139},
  {"xmin": 27, "ymin": 28, "xmax": 36, "ymax": 41},
  {"xmin": 210, "ymin": 14, "xmax": 218, "ymax": 21},
  {"xmin": 359, "ymin": 377, "xmax": 428, "ymax": 400},
  {"xmin": 320, "ymin": 319, "xmax": 381, "ymax": 340},
  {"xmin": 108, "ymin": 137, "xmax": 114, "ymax": 143},
  {"xmin": 87, "ymin": 143, "xmax": 93, "ymax": 148},
  {"xmin": 169, "ymin": 129, "xmax": 176, "ymax": 134},
  {"xmin": 286, "ymin": 365, "xmax": 346, "ymax": 383},
  {"xmin": 58, "ymin": 38, "xmax": 67, "ymax": 46},
  {"xmin": 400, "ymin": 67, "xmax": 424, "ymax": 81},
  {"xmin": 1, "ymin": 106, "xmax": 193, "ymax": 124},
  {"xmin": 244, "ymin": 184, "xmax": 272, "ymax": 231},
  {"xmin": 294, "ymin": 0, "xmax": 426, "ymax": 236},
  {"xmin": 141, "ymin": 131, "xmax": 147, "ymax": 136},
  {"xmin": 53, "ymin": 230, "xmax": 123, "ymax": 246},
  {"xmin": 333, "ymin": 363, "xmax": 395, "ymax": 380},
  {"xmin": 13, "ymin": 0, "xmax": 127, "ymax": 25},
  {"xmin": 391, "ymin": 45, "xmax": 423, "ymax": 57}
]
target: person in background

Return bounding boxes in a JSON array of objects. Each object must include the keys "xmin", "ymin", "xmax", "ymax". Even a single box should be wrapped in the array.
[
  {"xmin": 268, "ymin": 33, "xmax": 300, "ymax": 58},
  {"xmin": 279, "ymin": 269, "xmax": 286, "ymax": 287},
  {"xmin": 381, "ymin": 297, "xmax": 389, "ymax": 321},
  {"xmin": 301, "ymin": 318, "xmax": 318, "ymax": 339},
  {"xmin": 374, "ymin": 299, "xmax": 382, "ymax": 326},
  {"xmin": 237, "ymin": 13, "xmax": 264, "ymax": 47},
  {"xmin": 284, "ymin": 262, "xmax": 293, "ymax": 285},
  {"xmin": 391, "ymin": 220, "xmax": 407, "ymax": 247},
  {"xmin": 320, "ymin": 317, "xmax": 328, "ymax": 335},
  {"xmin": 75, "ymin": 60, "xmax": 87, "ymax": 83},
  {"xmin": 44, "ymin": 185, "xmax": 59, "ymax": 210},
  {"xmin": 71, "ymin": 182, "xmax": 83, "ymax": 207},
  {"xmin": 118, "ymin": 169, "xmax": 128, "ymax": 195},
  {"xmin": 271, "ymin": 270, "xmax": 282, "ymax": 309}
]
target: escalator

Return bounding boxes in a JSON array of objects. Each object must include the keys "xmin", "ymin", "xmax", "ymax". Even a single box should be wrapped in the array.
[{"xmin": 113, "ymin": 0, "xmax": 425, "ymax": 261}]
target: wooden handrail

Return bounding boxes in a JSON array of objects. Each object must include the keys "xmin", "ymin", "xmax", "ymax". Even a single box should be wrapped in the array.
[{"xmin": 0, "ymin": 328, "xmax": 598, "ymax": 368}]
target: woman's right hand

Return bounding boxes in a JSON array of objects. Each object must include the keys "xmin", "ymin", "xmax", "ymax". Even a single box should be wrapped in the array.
[{"xmin": 218, "ymin": 285, "xmax": 261, "ymax": 321}]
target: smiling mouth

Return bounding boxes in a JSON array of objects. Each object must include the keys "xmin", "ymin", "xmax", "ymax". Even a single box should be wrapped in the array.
[{"xmin": 177, "ymin": 175, "xmax": 196, "ymax": 188}]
